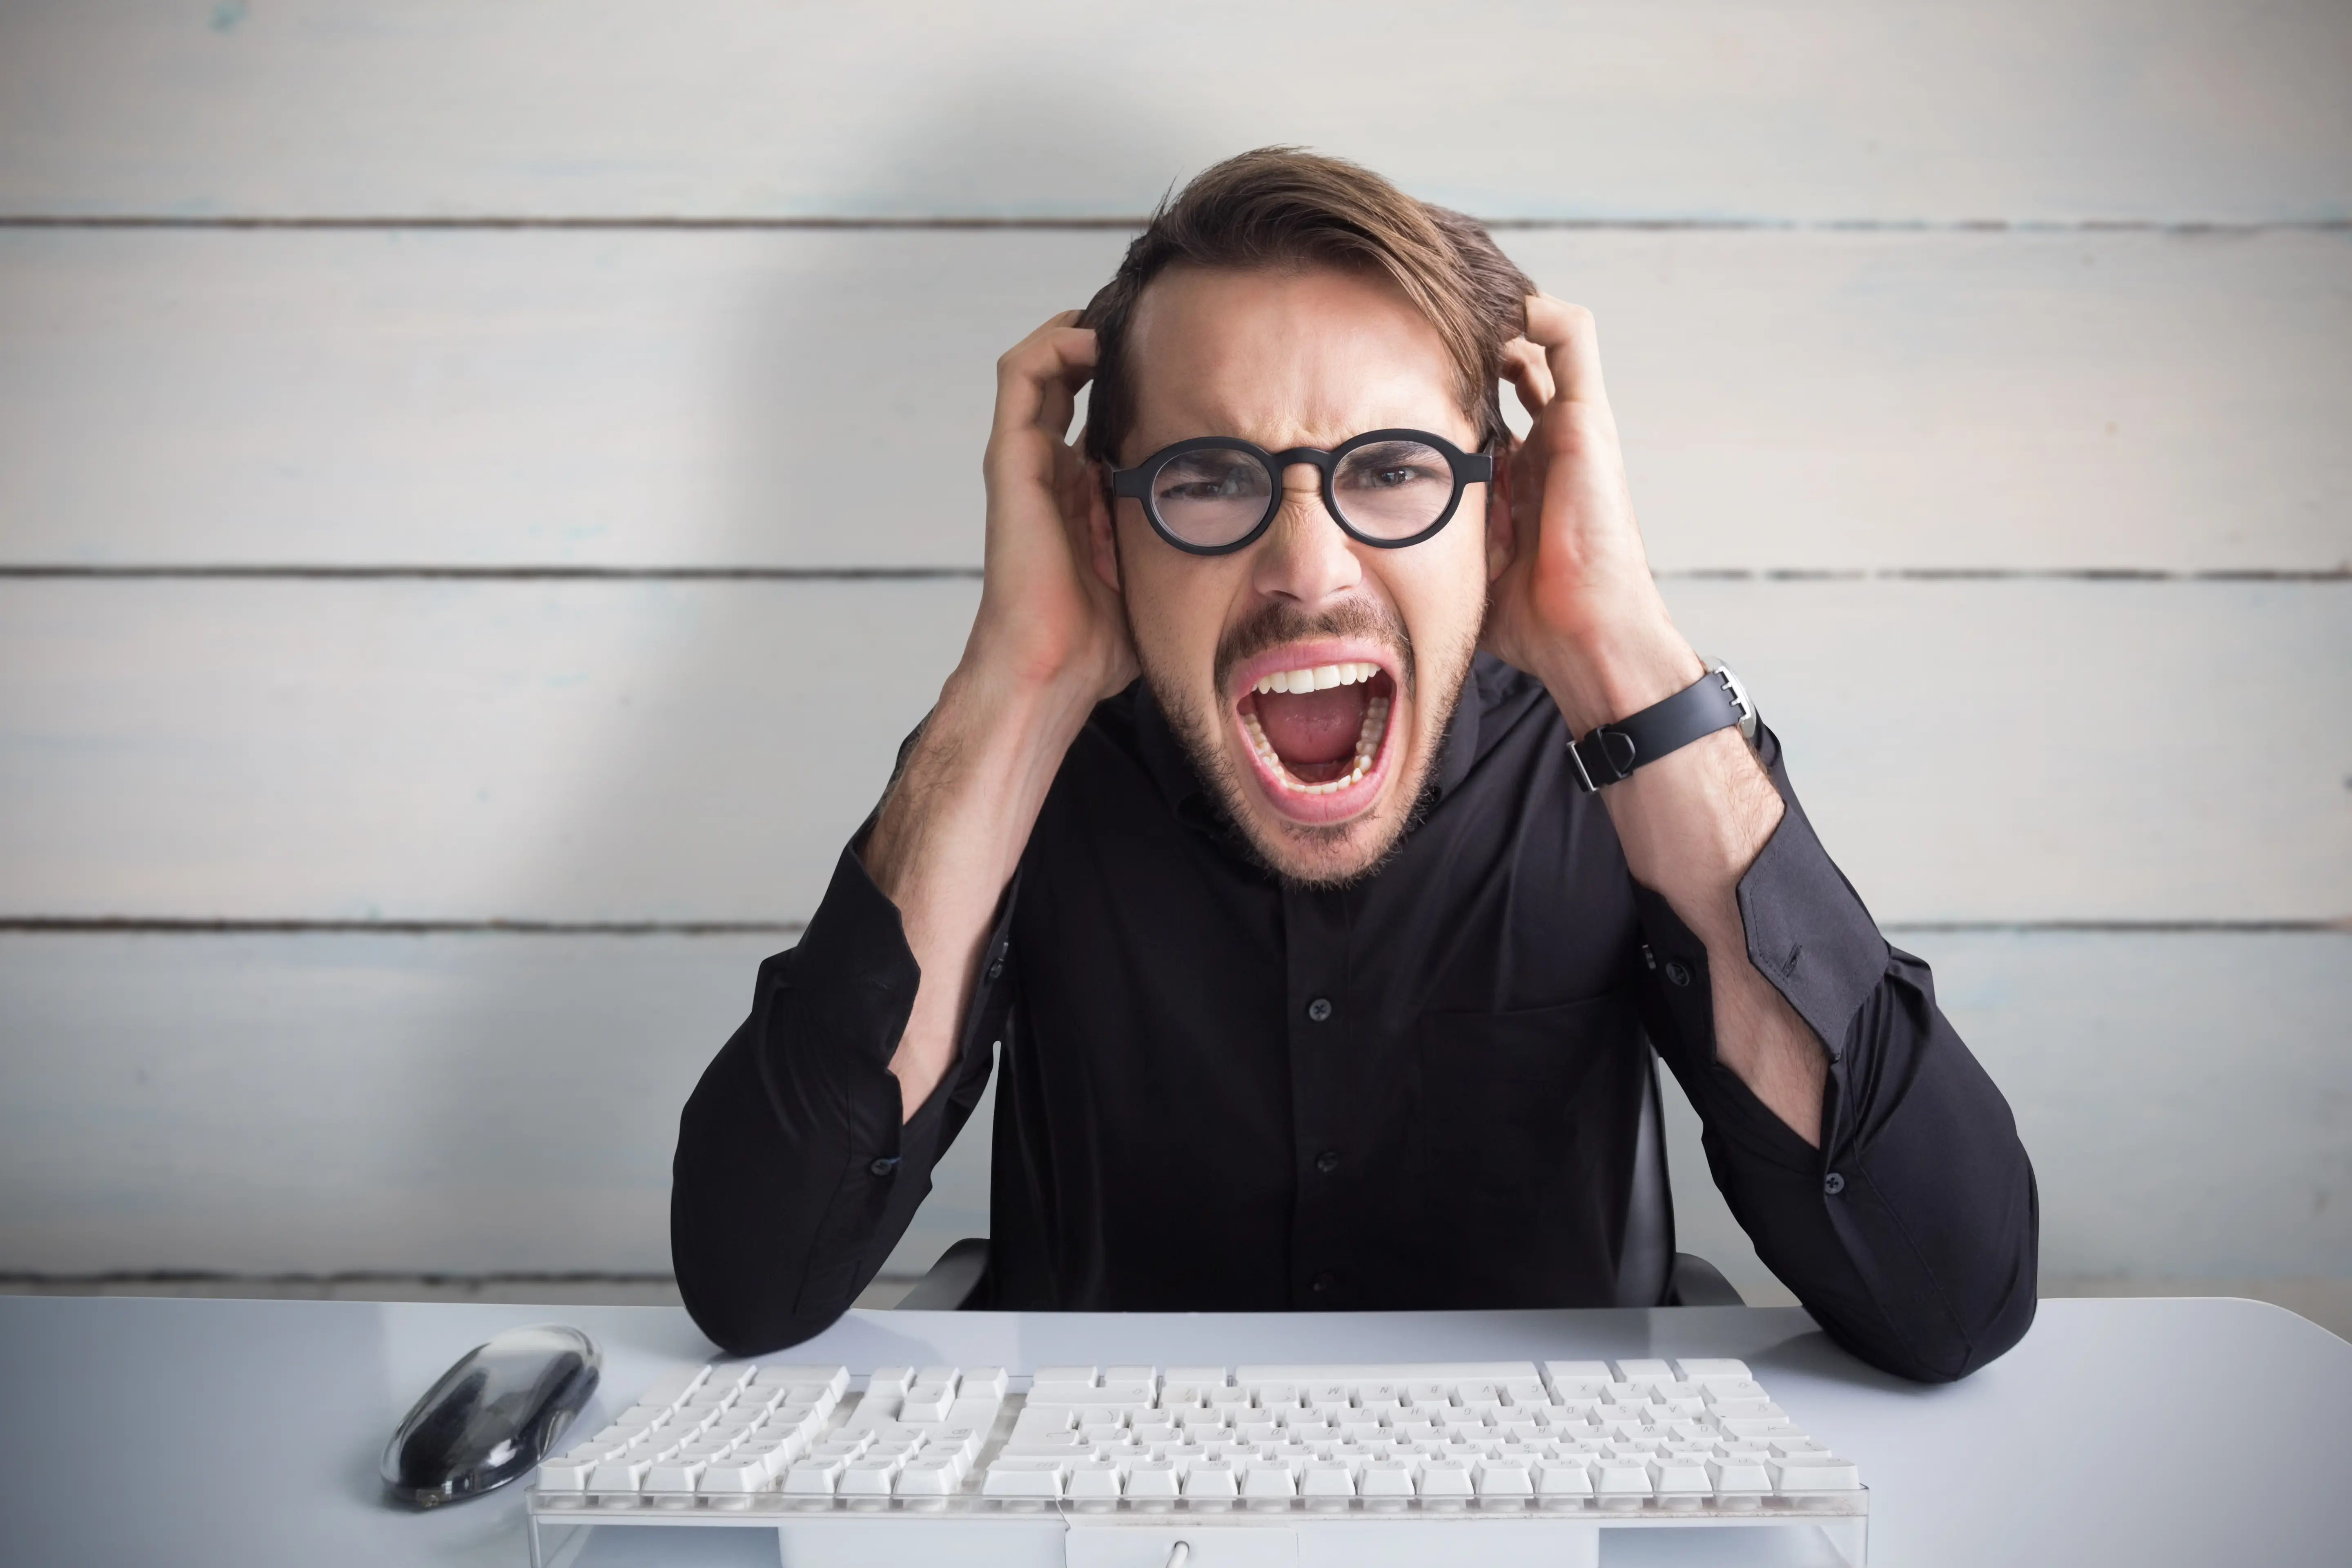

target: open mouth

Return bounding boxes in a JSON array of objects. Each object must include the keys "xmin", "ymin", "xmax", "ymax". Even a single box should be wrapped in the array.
[{"xmin": 1233, "ymin": 655, "xmax": 1398, "ymax": 817}]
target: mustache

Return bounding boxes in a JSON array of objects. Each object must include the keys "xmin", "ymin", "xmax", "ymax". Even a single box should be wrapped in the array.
[{"xmin": 1212, "ymin": 599, "xmax": 1416, "ymax": 702}]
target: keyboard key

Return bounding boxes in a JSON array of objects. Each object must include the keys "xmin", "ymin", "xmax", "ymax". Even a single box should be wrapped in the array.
[
  {"xmin": 1183, "ymin": 1460, "xmax": 1239, "ymax": 1500},
  {"xmin": 1359, "ymin": 1459, "xmax": 1416, "ymax": 1499},
  {"xmin": 944, "ymin": 1396, "xmax": 1003, "ymax": 1430},
  {"xmin": 1243, "ymin": 1462, "xmax": 1296, "ymax": 1500},
  {"xmin": 753, "ymin": 1364, "xmax": 851, "ymax": 1400},
  {"xmin": 1236, "ymin": 1363, "xmax": 1539, "ymax": 1387},
  {"xmin": 587, "ymin": 1458, "xmax": 650, "ymax": 1492},
  {"xmin": 1417, "ymin": 1460, "xmax": 1474, "ymax": 1499},
  {"xmin": 932, "ymin": 1426, "xmax": 984, "ymax": 1463},
  {"xmin": 1673, "ymin": 1359, "xmax": 1751, "ymax": 1384},
  {"xmin": 1772, "ymin": 1456, "xmax": 1862, "ymax": 1492},
  {"xmin": 1102, "ymin": 1366, "xmax": 1158, "ymax": 1400},
  {"xmin": 837, "ymin": 1459, "xmax": 901, "ymax": 1497},
  {"xmin": 1649, "ymin": 1457, "xmax": 1712, "ymax": 1496},
  {"xmin": 1301, "ymin": 1460, "xmax": 1355, "ymax": 1498},
  {"xmin": 1613, "ymin": 1360, "xmax": 1675, "ymax": 1387},
  {"xmin": 961, "ymin": 1366, "xmax": 1011, "ymax": 1399},
  {"xmin": 845, "ymin": 1394, "xmax": 902, "ymax": 1429},
  {"xmin": 1125, "ymin": 1459, "xmax": 1182, "ymax": 1499},
  {"xmin": 1476, "ymin": 1459, "xmax": 1534, "ymax": 1499},
  {"xmin": 1594, "ymin": 1458, "xmax": 1653, "ymax": 1498},
  {"xmin": 1002, "ymin": 1438, "xmax": 1090, "ymax": 1458},
  {"xmin": 895, "ymin": 1457, "xmax": 962, "ymax": 1497},
  {"xmin": 1067, "ymin": 1460, "xmax": 1124, "ymax": 1501},
  {"xmin": 1708, "ymin": 1456, "xmax": 1773, "ymax": 1495},
  {"xmin": 983, "ymin": 1462, "xmax": 1064, "ymax": 1500},
  {"xmin": 697, "ymin": 1458, "xmax": 769, "ymax": 1495},
  {"xmin": 782, "ymin": 1458, "xmax": 844, "ymax": 1496},
  {"xmin": 535, "ymin": 1454, "xmax": 598, "ymax": 1491},
  {"xmin": 1535, "ymin": 1459, "xmax": 1595, "ymax": 1500},
  {"xmin": 899, "ymin": 1385, "xmax": 955, "ymax": 1422},
  {"xmin": 1029, "ymin": 1365, "xmax": 1098, "ymax": 1398},
  {"xmin": 643, "ymin": 1457, "xmax": 707, "ymax": 1492}
]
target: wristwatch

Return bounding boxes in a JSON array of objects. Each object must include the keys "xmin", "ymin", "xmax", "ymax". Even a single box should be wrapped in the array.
[{"xmin": 1566, "ymin": 659, "xmax": 1758, "ymax": 793}]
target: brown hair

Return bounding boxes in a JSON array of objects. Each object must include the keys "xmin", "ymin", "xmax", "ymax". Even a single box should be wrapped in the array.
[{"xmin": 1080, "ymin": 147, "xmax": 1534, "ymax": 470}]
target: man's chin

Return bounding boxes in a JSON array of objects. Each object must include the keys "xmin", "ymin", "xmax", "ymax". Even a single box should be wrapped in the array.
[
  {"xmin": 1223, "ymin": 786, "xmax": 1413, "ymax": 889},
  {"xmin": 1204, "ymin": 752, "xmax": 1439, "ymax": 889}
]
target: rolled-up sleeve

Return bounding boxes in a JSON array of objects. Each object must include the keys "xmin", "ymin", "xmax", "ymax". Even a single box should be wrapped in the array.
[
  {"xmin": 1634, "ymin": 728, "xmax": 2040, "ymax": 1382},
  {"xmin": 670, "ymin": 838, "xmax": 1011, "ymax": 1354}
]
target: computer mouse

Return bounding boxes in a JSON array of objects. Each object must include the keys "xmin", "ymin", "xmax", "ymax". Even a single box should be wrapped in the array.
[{"xmin": 381, "ymin": 1323, "xmax": 601, "ymax": 1507}]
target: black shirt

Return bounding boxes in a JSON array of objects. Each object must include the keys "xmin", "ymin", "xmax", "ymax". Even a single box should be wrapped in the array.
[{"xmin": 673, "ymin": 655, "xmax": 2038, "ymax": 1382}]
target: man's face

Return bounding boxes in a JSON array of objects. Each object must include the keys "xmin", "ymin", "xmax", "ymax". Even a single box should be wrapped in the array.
[{"xmin": 1096, "ymin": 263, "xmax": 1493, "ymax": 886}]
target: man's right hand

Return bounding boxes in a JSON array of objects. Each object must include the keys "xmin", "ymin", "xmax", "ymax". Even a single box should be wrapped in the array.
[
  {"xmin": 967, "ymin": 312, "xmax": 1136, "ymax": 702},
  {"xmin": 858, "ymin": 313, "xmax": 1135, "ymax": 1119}
]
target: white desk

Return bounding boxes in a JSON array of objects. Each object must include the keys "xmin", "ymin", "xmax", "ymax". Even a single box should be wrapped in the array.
[{"xmin": 1, "ymin": 1295, "xmax": 2343, "ymax": 1566}]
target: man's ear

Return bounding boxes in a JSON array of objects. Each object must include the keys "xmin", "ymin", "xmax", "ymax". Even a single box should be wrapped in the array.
[
  {"xmin": 1483, "ymin": 444, "xmax": 1519, "ymax": 585},
  {"xmin": 1087, "ymin": 464, "xmax": 1123, "ymax": 593}
]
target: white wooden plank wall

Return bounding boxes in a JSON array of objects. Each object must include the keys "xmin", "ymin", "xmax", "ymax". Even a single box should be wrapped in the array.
[{"xmin": 0, "ymin": 2, "xmax": 2344, "ymax": 1298}]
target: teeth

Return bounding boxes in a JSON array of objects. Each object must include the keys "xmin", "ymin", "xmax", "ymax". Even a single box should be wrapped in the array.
[
  {"xmin": 1252, "ymin": 660, "xmax": 1380, "ymax": 696},
  {"xmin": 1240, "ymin": 695, "xmax": 1392, "ymax": 795}
]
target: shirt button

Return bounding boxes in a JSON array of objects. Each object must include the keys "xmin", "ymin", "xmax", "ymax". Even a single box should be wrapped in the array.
[
  {"xmin": 869, "ymin": 1157, "xmax": 899, "ymax": 1177},
  {"xmin": 985, "ymin": 958, "xmax": 1004, "ymax": 980},
  {"xmin": 1306, "ymin": 997, "xmax": 1334, "ymax": 1022},
  {"xmin": 1823, "ymin": 1171, "xmax": 1846, "ymax": 1196},
  {"xmin": 1315, "ymin": 1150, "xmax": 1341, "ymax": 1175},
  {"xmin": 1664, "ymin": 960, "xmax": 1693, "ymax": 987},
  {"xmin": 1311, "ymin": 1272, "xmax": 1335, "ymax": 1294}
]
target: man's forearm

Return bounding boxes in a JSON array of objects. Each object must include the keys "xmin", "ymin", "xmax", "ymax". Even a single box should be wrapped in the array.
[
  {"xmin": 1533, "ymin": 626, "xmax": 1829, "ymax": 1146},
  {"xmin": 861, "ymin": 659, "xmax": 1098, "ymax": 1118}
]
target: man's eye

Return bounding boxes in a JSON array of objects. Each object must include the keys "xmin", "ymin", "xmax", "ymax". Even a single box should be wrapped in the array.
[
  {"xmin": 1158, "ymin": 463, "xmax": 1264, "ymax": 502},
  {"xmin": 1344, "ymin": 463, "xmax": 1441, "ymax": 490}
]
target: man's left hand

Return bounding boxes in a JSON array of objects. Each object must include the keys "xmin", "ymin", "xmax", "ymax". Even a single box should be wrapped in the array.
[{"xmin": 1482, "ymin": 293, "xmax": 1704, "ymax": 735}]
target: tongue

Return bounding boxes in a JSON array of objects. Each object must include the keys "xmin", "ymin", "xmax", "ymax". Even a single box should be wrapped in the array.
[{"xmin": 1255, "ymin": 685, "xmax": 1367, "ymax": 769}]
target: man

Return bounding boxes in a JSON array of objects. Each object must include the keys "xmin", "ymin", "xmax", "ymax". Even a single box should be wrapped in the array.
[{"xmin": 673, "ymin": 149, "xmax": 2037, "ymax": 1382}]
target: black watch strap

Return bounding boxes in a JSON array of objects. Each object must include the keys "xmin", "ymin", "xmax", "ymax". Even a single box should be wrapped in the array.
[{"xmin": 1567, "ymin": 668, "xmax": 1751, "ymax": 792}]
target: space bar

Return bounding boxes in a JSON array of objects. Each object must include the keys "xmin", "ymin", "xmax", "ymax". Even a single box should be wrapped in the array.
[{"xmin": 1231, "ymin": 1363, "xmax": 1541, "ymax": 1383}]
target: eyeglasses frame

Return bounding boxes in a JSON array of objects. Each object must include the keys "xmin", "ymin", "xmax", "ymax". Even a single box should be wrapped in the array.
[{"xmin": 1108, "ymin": 428, "xmax": 1495, "ymax": 557}]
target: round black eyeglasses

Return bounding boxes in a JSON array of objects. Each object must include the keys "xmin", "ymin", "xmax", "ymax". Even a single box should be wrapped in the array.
[{"xmin": 1110, "ymin": 429, "xmax": 1493, "ymax": 555}]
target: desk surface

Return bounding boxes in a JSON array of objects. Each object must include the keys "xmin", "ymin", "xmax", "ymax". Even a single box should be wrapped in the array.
[{"xmin": 1, "ymin": 1294, "xmax": 2343, "ymax": 1567}]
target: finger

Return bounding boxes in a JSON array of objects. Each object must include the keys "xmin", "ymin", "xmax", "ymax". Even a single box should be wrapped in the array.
[
  {"xmin": 993, "ymin": 317, "xmax": 1098, "ymax": 443},
  {"xmin": 1521, "ymin": 294, "xmax": 1609, "ymax": 409},
  {"xmin": 1498, "ymin": 336, "xmax": 1554, "ymax": 421}
]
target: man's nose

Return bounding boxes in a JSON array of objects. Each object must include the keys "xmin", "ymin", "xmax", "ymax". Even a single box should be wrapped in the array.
[{"xmin": 1249, "ymin": 463, "xmax": 1362, "ymax": 606}]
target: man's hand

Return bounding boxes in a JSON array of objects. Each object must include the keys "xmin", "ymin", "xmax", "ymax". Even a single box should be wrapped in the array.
[
  {"xmin": 860, "ymin": 313, "xmax": 1134, "ymax": 1119},
  {"xmin": 967, "ymin": 312, "xmax": 1137, "ymax": 703},
  {"xmin": 1482, "ymin": 294, "xmax": 1702, "ymax": 734},
  {"xmin": 1486, "ymin": 294, "xmax": 1830, "ymax": 1147}
]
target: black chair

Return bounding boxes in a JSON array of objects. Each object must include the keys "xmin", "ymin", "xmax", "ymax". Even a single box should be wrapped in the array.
[{"xmin": 896, "ymin": 1047, "xmax": 1743, "ymax": 1311}]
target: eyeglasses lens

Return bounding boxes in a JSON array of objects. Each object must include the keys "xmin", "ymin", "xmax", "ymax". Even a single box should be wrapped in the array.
[
  {"xmin": 1152, "ymin": 449, "xmax": 1275, "ymax": 549},
  {"xmin": 1331, "ymin": 439, "xmax": 1454, "ymax": 540}
]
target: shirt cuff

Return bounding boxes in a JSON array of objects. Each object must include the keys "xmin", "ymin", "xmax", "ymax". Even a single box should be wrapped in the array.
[
  {"xmin": 1735, "ymin": 734, "xmax": 1889, "ymax": 1065},
  {"xmin": 781, "ymin": 832, "xmax": 923, "ymax": 1081}
]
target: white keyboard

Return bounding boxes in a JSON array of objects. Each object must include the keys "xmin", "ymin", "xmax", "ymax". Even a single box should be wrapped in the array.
[{"xmin": 526, "ymin": 1358, "xmax": 1867, "ymax": 1566}]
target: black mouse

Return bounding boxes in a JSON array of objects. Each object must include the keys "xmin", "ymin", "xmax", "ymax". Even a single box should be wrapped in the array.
[{"xmin": 381, "ymin": 1323, "xmax": 601, "ymax": 1507}]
